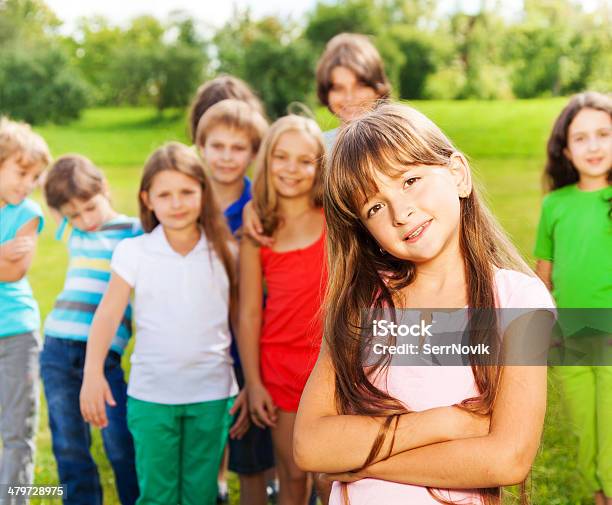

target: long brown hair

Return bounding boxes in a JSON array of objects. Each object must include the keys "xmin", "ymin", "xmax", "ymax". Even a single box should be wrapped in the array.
[
  {"xmin": 139, "ymin": 142, "xmax": 237, "ymax": 304},
  {"xmin": 544, "ymin": 91, "xmax": 612, "ymax": 191},
  {"xmin": 324, "ymin": 103, "xmax": 531, "ymax": 505},
  {"xmin": 252, "ymin": 115, "xmax": 325, "ymax": 235}
]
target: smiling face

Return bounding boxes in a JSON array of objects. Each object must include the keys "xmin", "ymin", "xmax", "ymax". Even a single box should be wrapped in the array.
[
  {"xmin": 60, "ymin": 193, "xmax": 115, "ymax": 232},
  {"xmin": 201, "ymin": 125, "xmax": 254, "ymax": 186},
  {"xmin": 328, "ymin": 66, "xmax": 379, "ymax": 123},
  {"xmin": 269, "ymin": 130, "xmax": 319, "ymax": 200},
  {"xmin": 141, "ymin": 170, "xmax": 203, "ymax": 232},
  {"xmin": 564, "ymin": 108, "xmax": 612, "ymax": 186},
  {"xmin": 0, "ymin": 155, "xmax": 45, "ymax": 206},
  {"xmin": 359, "ymin": 158, "xmax": 470, "ymax": 264}
]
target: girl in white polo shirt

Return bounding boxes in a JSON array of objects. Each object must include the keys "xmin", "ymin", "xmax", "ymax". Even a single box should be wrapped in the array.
[{"xmin": 80, "ymin": 142, "xmax": 244, "ymax": 505}]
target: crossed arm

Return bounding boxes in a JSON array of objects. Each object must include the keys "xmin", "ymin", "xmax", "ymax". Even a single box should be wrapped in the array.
[
  {"xmin": 294, "ymin": 314, "xmax": 550, "ymax": 488},
  {"xmin": 0, "ymin": 218, "xmax": 40, "ymax": 282}
]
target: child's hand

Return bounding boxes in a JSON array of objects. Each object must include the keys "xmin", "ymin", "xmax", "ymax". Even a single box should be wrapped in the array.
[
  {"xmin": 80, "ymin": 372, "xmax": 116, "ymax": 428},
  {"xmin": 0, "ymin": 237, "xmax": 35, "ymax": 262},
  {"xmin": 229, "ymin": 389, "xmax": 250, "ymax": 439},
  {"xmin": 241, "ymin": 201, "xmax": 274, "ymax": 248},
  {"xmin": 248, "ymin": 383, "xmax": 277, "ymax": 428}
]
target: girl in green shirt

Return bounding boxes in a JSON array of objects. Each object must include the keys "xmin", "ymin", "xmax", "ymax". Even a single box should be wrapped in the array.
[{"xmin": 534, "ymin": 91, "xmax": 612, "ymax": 505}]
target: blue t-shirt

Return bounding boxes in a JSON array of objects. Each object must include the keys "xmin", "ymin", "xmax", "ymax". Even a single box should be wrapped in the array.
[
  {"xmin": 224, "ymin": 177, "xmax": 252, "ymax": 235},
  {"xmin": 223, "ymin": 177, "xmax": 252, "ymax": 366},
  {"xmin": 44, "ymin": 215, "xmax": 142, "ymax": 354},
  {"xmin": 0, "ymin": 199, "xmax": 44, "ymax": 337}
]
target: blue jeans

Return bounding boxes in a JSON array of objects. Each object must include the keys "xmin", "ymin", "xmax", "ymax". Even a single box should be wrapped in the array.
[{"xmin": 40, "ymin": 336, "xmax": 139, "ymax": 505}]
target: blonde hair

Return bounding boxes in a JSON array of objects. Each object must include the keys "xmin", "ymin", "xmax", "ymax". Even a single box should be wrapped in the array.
[
  {"xmin": 324, "ymin": 103, "xmax": 531, "ymax": 505},
  {"xmin": 139, "ymin": 142, "xmax": 237, "ymax": 304},
  {"xmin": 195, "ymin": 99, "xmax": 269, "ymax": 154},
  {"xmin": 316, "ymin": 33, "xmax": 391, "ymax": 110},
  {"xmin": 0, "ymin": 117, "xmax": 51, "ymax": 168},
  {"xmin": 252, "ymin": 115, "xmax": 325, "ymax": 235}
]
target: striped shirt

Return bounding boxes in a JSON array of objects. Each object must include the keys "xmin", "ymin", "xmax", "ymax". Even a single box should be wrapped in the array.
[{"xmin": 44, "ymin": 215, "xmax": 142, "ymax": 354}]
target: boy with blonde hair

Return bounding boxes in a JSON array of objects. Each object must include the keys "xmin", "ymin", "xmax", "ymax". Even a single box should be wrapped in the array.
[
  {"xmin": 0, "ymin": 117, "xmax": 50, "ymax": 490},
  {"xmin": 196, "ymin": 99, "xmax": 273, "ymax": 505}
]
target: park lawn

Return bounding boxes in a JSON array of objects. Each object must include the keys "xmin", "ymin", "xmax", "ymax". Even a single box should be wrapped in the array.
[{"xmin": 27, "ymin": 99, "xmax": 591, "ymax": 504}]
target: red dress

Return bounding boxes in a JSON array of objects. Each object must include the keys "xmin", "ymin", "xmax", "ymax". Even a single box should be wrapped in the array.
[{"xmin": 259, "ymin": 226, "xmax": 327, "ymax": 412}]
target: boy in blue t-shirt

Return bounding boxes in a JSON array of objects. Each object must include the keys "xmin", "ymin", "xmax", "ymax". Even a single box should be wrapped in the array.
[
  {"xmin": 196, "ymin": 98, "xmax": 275, "ymax": 505},
  {"xmin": 41, "ymin": 155, "xmax": 140, "ymax": 505},
  {"xmin": 0, "ymin": 117, "xmax": 50, "ymax": 489}
]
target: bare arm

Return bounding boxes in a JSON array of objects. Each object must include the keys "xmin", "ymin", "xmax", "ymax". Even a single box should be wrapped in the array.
[
  {"xmin": 227, "ymin": 244, "xmax": 250, "ymax": 440},
  {"xmin": 294, "ymin": 344, "xmax": 489, "ymax": 474},
  {"xmin": 535, "ymin": 260, "xmax": 553, "ymax": 291},
  {"xmin": 241, "ymin": 201, "xmax": 274, "ymax": 248},
  {"xmin": 330, "ymin": 312, "xmax": 553, "ymax": 487},
  {"xmin": 348, "ymin": 365, "xmax": 547, "ymax": 487},
  {"xmin": 237, "ymin": 237, "xmax": 277, "ymax": 427},
  {"xmin": 80, "ymin": 272, "xmax": 131, "ymax": 428},
  {"xmin": 0, "ymin": 218, "xmax": 40, "ymax": 282}
]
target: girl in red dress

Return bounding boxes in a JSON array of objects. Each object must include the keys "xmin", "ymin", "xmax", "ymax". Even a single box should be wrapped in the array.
[{"xmin": 239, "ymin": 114, "xmax": 326, "ymax": 505}]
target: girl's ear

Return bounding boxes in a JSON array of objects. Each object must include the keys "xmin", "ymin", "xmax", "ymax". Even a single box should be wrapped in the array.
[
  {"xmin": 562, "ymin": 147, "xmax": 573, "ymax": 163},
  {"xmin": 140, "ymin": 191, "xmax": 152, "ymax": 210},
  {"xmin": 449, "ymin": 152, "xmax": 472, "ymax": 198}
]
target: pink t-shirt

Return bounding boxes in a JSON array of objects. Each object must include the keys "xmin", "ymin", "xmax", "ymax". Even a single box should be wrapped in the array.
[{"xmin": 329, "ymin": 269, "xmax": 555, "ymax": 505}]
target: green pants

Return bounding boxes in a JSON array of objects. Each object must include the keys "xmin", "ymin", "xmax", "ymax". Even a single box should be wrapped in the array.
[
  {"xmin": 553, "ymin": 366, "xmax": 612, "ymax": 496},
  {"xmin": 127, "ymin": 396, "xmax": 235, "ymax": 505}
]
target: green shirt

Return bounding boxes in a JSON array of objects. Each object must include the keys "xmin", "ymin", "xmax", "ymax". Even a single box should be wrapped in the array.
[{"xmin": 534, "ymin": 184, "xmax": 612, "ymax": 308}]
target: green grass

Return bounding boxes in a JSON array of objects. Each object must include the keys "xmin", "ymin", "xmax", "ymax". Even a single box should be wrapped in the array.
[{"xmin": 25, "ymin": 99, "xmax": 591, "ymax": 504}]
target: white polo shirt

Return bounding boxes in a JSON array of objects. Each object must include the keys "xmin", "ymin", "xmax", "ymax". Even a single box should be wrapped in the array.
[{"xmin": 111, "ymin": 225, "xmax": 238, "ymax": 404}]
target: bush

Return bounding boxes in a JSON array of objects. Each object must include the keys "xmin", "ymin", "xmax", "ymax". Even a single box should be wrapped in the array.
[
  {"xmin": 0, "ymin": 47, "xmax": 88, "ymax": 124},
  {"xmin": 423, "ymin": 64, "xmax": 466, "ymax": 99},
  {"xmin": 242, "ymin": 35, "xmax": 316, "ymax": 118}
]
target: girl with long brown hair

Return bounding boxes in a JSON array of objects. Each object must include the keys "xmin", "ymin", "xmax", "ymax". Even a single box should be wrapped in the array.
[
  {"xmin": 80, "ymin": 142, "xmax": 242, "ymax": 505},
  {"xmin": 293, "ymin": 103, "xmax": 555, "ymax": 505},
  {"xmin": 238, "ymin": 115, "xmax": 326, "ymax": 505},
  {"xmin": 534, "ymin": 91, "xmax": 612, "ymax": 505}
]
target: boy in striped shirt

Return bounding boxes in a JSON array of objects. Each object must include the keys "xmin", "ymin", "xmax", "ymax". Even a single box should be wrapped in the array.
[{"xmin": 41, "ymin": 155, "xmax": 140, "ymax": 505}]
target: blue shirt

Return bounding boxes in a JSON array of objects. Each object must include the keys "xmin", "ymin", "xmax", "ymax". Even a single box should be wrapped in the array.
[
  {"xmin": 224, "ymin": 177, "xmax": 252, "ymax": 235},
  {"xmin": 44, "ymin": 215, "xmax": 142, "ymax": 354},
  {"xmin": 223, "ymin": 177, "xmax": 252, "ymax": 366},
  {"xmin": 0, "ymin": 199, "xmax": 44, "ymax": 337}
]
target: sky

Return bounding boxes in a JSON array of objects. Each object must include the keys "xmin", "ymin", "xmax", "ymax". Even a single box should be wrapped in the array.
[
  {"xmin": 45, "ymin": 0, "xmax": 319, "ymax": 33},
  {"xmin": 45, "ymin": 0, "xmax": 604, "ymax": 34}
]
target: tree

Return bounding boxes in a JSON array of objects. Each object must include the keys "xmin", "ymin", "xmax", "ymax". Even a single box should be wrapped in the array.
[
  {"xmin": 0, "ymin": 0, "xmax": 60, "ymax": 48},
  {"xmin": 215, "ymin": 11, "xmax": 316, "ymax": 118},
  {"xmin": 154, "ymin": 44, "xmax": 207, "ymax": 111},
  {"xmin": 505, "ymin": 0, "xmax": 610, "ymax": 97},
  {"xmin": 388, "ymin": 25, "xmax": 439, "ymax": 99},
  {"xmin": 0, "ymin": 46, "xmax": 88, "ymax": 124},
  {"xmin": 305, "ymin": 0, "xmax": 384, "ymax": 50},
  {"xmin": 68, "ymin": 13, "xmax": 208, "ymax": 109}
]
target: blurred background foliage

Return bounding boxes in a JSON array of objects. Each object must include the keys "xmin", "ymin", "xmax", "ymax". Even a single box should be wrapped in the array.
[{"xmin": 0, "ymin": 0, "xmax": 610, "ymax": 122}]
